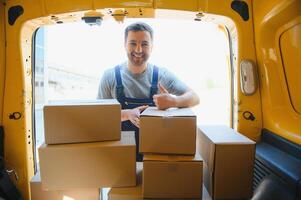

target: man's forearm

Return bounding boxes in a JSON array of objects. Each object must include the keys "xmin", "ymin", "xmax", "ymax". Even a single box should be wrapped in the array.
[
  {"xmin": 174, "ymin": 90, "xmax": 200, "ymax": 108},
  {"xmin": 121, "ymin": 109, "xmax": 129, "ymax": 121}
]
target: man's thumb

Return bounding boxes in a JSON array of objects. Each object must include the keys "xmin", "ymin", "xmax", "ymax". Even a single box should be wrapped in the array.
[{"xmin": 138, "ymin": 105, "xmax": 148, "ymax": 112}]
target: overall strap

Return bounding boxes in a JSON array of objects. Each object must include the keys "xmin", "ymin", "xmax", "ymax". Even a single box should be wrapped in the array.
[
  {"xmin": 150, "ymin": 65, "xmax": 159, "ymax": 98},
  {"xmin": 114, "ymin": 65, "xmax": 125, "ymax": 99}
]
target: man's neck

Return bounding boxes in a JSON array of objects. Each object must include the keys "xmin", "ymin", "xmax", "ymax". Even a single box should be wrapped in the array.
[{"xmin": 127, "ymin": 62, "xmax": 148, "ymax": 74}]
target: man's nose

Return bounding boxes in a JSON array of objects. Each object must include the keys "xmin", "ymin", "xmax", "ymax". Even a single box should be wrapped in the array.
[{"xmin": 135, "ymin": 44, "xmax": 142, "ymax": 52}]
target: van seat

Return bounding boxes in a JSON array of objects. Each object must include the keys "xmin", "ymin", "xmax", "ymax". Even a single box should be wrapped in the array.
[
  {"xmin": 255, "ymin": 129, "xmax": 301, "ymax": 199},
  {"xmin": 252, "ymin": 175, "xmax": 294, "ymax": 200}
]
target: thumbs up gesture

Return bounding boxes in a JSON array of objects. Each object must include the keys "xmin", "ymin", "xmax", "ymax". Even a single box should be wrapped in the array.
[{"xmin": 153, "ymin": 83, "xmax": 177, "ymax": 110}]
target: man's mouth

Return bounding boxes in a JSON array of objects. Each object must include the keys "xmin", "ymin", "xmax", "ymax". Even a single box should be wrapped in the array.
[{"xmin": 132, "ymin": 53, "xmax": 144, "ymax": 58}]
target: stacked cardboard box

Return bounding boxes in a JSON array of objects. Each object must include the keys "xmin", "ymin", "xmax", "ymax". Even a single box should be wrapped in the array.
[
  {"xmin": 30, "ymin": 172, "xmax": 99, "ymax": 200},
  {"xmin": 139, "ymin": 107, "xmax": 196, "ymax": 155},
  {"xmin": 39, "ymin": 132, "xmax": 136, "ymax": 189},
  {"xmin": 43, "ymin": 99, "xmax": 121, "ymax": 144},
  {"xmin": 143, "ymin": 154, "xmax": 203, "ymax": 199},
  {"xmin": 197, "ymin": 125, "xmax": 255, "ymax": 200},
  {"xmin": 31, "ymin": 99, "xmax": 136, "ymax": 200},
  {"xmin": 108, "ymin": 162, "xmax": 211, "ymax": 200},
  {"xmin": 139, "ymin": 107, "xmax": 203, "ymax": 199},
  {"xmin": 108, "ymin": 162, "xmax": 143, "ymax": 200}
]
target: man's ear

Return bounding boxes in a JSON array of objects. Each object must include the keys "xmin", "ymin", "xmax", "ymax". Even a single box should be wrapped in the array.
[{"xmin": 149, "ymin": 42, "xmax": 153, "ymax": 52}]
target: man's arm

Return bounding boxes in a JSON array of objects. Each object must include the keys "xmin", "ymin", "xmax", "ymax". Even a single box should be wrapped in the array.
[
  {"xmin": 153, "ymin": 83, "xmax": 199, "ymax": 110},
  {"xmin": 121, "ymin": 106, "xmax": 148, "ymax": 127},
  {"xmin": 97, "ymin": 70, "xmax": 114, "ymax": 99},
  {"xmin": 173, "ymin": 90, "xmax": 200, "ymax": 108}
]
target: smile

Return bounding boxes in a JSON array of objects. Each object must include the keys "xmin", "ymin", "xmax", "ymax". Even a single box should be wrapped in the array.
[{"xmin": 132, "ymin": 53, "xmax": 144, "ymax": 58}]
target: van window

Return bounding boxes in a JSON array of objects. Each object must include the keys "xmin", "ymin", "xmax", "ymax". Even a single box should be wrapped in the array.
[{"xmin": 280, "ymin": 23, "xmax": 301, "ymax": 114}]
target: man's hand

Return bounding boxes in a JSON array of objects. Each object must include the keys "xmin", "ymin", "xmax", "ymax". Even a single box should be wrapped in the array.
[
  {"xmin": 122, "ymin": 105, "xmax": 148, "ymax": 128},
  {"xmin": 153, "ymin": 83, "xmax": 177, "ymax": 110}
]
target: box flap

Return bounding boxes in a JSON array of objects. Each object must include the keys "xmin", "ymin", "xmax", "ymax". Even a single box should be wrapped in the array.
[
  {"xmin": 45, "ymin": 99, "xmax": 120, "ymax": 106},
  {"xmin": 199, "ymin": 125, "xmax": 255, "ymax": 144},
  {"xmin": 143, "ymin": 153, "xmax": 202, "ymax": 162},
  {"xmin": 198, "ymin": 128, "xmax": 216, "ymax": 172},
  {"xmin": 40, "ymin": 131, "xmax": 135, "ymax": 149},
  {"xmin": 141, "ymin": 107, "xmax": 195, "ymax": 117}
]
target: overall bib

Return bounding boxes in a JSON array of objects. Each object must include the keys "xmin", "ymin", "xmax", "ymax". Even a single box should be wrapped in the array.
[{"xmin": 115, "ymin": 65, "xmax": 158, "ymax": 161}]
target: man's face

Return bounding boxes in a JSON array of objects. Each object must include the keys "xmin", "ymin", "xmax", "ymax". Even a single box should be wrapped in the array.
[{"xmin": 125, "ymin": 30, "xmax": 152, "ymax": 67}]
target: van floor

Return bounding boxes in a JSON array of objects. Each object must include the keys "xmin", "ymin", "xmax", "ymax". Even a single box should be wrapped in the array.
[{"xmin": 101, "ymin": 185, "xmax": 212, "ymax": 200}]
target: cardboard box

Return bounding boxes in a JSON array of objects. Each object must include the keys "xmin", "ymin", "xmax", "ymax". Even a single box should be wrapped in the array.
[
  {"xmin": 44, "ymin": 99, "xmax": 121, "ymax": 144},
  {"xmin": 140, "ymin": 107, "xmax": 196, "ymax": 155},
  {"xmin": 108, "ymin": 162, "xmax": 143, "ymax": 200},
  {"xmin": 39, "ymin": 131, "xmax": 136, "ymax": 190},
  {"xmin": 143, "ymin": 154, "xmax": 203, "ymax": 199},
  {"xmin": 109, "ymin": 162, "xmax": 207, "ymax": 200},
  {"xmin": 108, "ymin": 188, "xmax": 210, "ymax": 200},
  {"xmin": 198, "ymin": 125, "xmax": 255, "ymax": 200},
  {"xmin": 30, "ymin": 172, "xmax": 100, "ymax": 200}
]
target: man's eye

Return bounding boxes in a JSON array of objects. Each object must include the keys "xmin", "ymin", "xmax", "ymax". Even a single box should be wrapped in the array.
[
  {"xmin": 129, "ymin": 42, "xmax": 136, "ymax": 46},
  {"xmin": 142, "ymin": 43, "xmax": 149, "ymax": 47}
]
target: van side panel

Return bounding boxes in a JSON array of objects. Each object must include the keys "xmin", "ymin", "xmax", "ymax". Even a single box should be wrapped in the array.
[
  {"xmin": 253, "ymin": 0, "xmax": 301, "ymax": 144},
  {"xmin": 3, "ymin": 4, "xmax": 33, "ymax": 200},
  {"xmin": 0, "ymin": 3, "xmax": 5, "ymax": 124}
]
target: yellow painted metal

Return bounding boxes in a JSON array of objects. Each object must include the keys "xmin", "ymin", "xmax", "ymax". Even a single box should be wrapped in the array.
[
  {"xmin": 280, "ymin": 23, "xmax": 301, "ymax": 114},
  {"xmin": 197, "ymin": 0, "xmax": 262, "ymax": 142},
  {"xmin": 156, "ymin": 0, "xmax": 199, "ymax": 11},
  {"xmin": 2, "ymin": 0, "xmax": 264, "ymax": 199},
  {"xmin": 0, "ymin": 3, "xmax": 5, "ymax": 125},
  {"xmin": 2, "ymin": 7, "xmax": 35, "ymax": 200},
  {"xmin": 253, "ymin": 0, "xmax": 301, "ymax": 144}
]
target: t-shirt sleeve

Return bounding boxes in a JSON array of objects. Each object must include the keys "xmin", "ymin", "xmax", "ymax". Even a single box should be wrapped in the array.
[
  {"xmin": 159, "ymin": 68, "xmax": 189, "ymax": 95},
  {"xmin": 97, "ymin": 69, "xmax": 115, "ymax": 99}
]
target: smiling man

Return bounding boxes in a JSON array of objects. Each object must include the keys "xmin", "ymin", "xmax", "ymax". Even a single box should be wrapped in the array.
[{"xmin": 97, "ymin": 22, "xmax": 199, "ymax": 161}]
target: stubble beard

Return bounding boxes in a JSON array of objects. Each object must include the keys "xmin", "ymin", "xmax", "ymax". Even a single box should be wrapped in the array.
[{"xmin": 128, "ymin": 52, "xmax": 149, "ymax": 67}]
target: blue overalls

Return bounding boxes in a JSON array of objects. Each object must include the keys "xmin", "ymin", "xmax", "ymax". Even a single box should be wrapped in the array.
[{"xmin": 114, "ymin": 65, "xmax": 159, "ymax": 161}]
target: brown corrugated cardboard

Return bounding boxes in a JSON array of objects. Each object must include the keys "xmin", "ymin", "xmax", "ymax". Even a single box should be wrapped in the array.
[
  {"xmin": 30, "ymin": 172, "xmax": 100, "ymax": 200},
  {"xmin": 108, "ymin": 162, "xmax": 143, "ymax": 200},
  {"xmin": 108, "ymin": 162, "xmax": 207, "ymax": 200},
  {"xmin": 39, "ymin": 131, "xmax": 136, "ymax": 190},
  {"xmin": 140, "ymin": 107, "xmax": 196, "ymax": 155},
  {"xmin": 142, "ymin": 154, "xmax": 203, "ymax": 199},
  {"xmin": 44, "ymin": 99, "xmax": 121, "ymax": 144},
  {"xmin": 198, "ymin": 125, "xmax": 255, "ymax": 200}
]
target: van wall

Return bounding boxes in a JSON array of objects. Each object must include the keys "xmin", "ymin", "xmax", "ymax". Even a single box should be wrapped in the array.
[
  {"xmin": 0, "ymin": 3, "xmax": 5, "ymax": 124},
  {"xmin": 253, "ymin": 0, "xmax": 301, "ymax": 144}
]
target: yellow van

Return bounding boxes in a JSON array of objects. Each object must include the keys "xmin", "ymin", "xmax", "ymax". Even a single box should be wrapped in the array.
[{"xmin": 0, "ymin": 0, "xmax": 300, "ymax": 199}]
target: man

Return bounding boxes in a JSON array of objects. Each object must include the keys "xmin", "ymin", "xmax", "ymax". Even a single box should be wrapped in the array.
[{"xmin": 98, "ymin": 22, "xmax": 199, "ymax": 161}]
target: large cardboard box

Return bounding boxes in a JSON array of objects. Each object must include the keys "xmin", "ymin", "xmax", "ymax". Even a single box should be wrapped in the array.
[
  {"xmin": 44, "ymin": 99, "xmax": 121, "ymax": 144},
  {"xmin": 140, "ymin": 107, "xmax": 196, "ymax": 155},
  {"xmin": 39, "ymin": 131, "xmax": 136, "ymax": 190},
  {"xmin": 108, "ymin": 162, "xmax": 208, "ymax": 200},
  {"xmin": 143, "ymin": 154, "xmax": 203, "ymax": 199},
  {"xmin": 30, "ymin": 172, "xmax": 100, "ymax": 200},
  {"xmin": 198, "ymin": 125, "xmax": 255, "ymax": 200}
]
